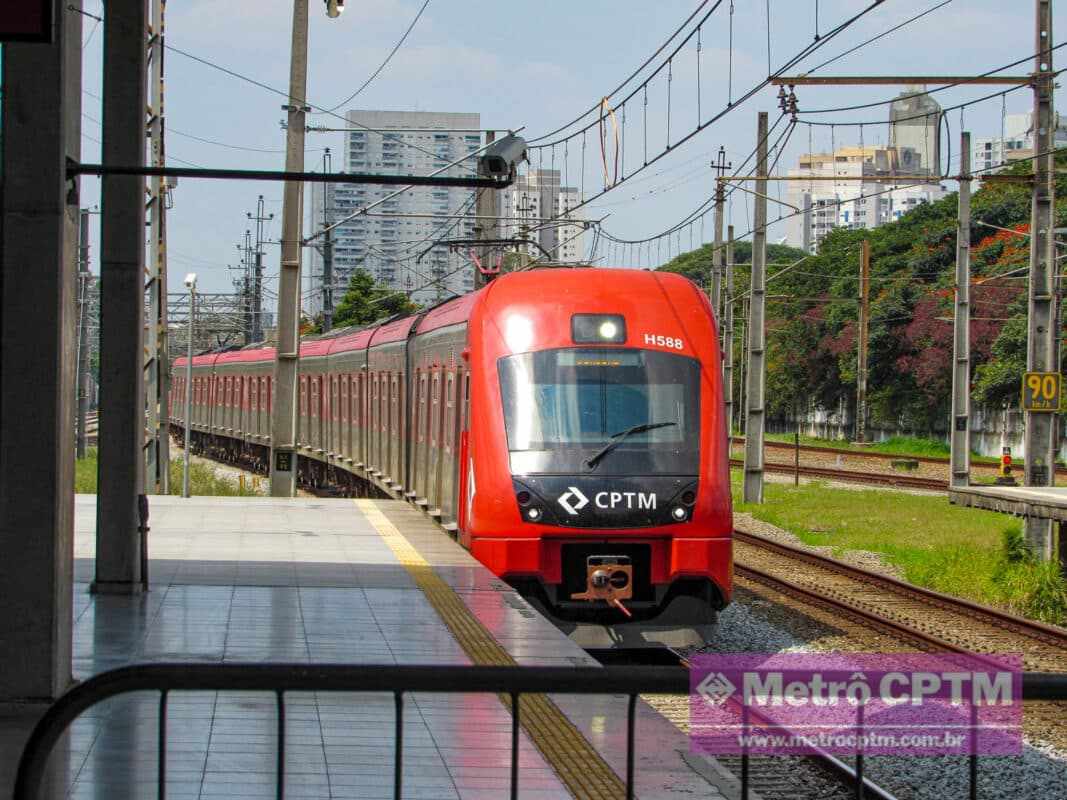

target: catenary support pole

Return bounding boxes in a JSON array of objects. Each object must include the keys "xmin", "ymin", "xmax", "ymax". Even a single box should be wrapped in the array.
[
  {"xmin": 146, "ymin": 0, "xmax": 170, "ymax": 494},
  {"xmin": 322, "ymin": 149, "xmax": 334, "ymax": 332},
  {"xmin": 474, "ymin": 131, "xmax": 497, "ymax": 289},
  {"xmin": 711, "ymin": 180, "xmax": 724, "ymax": 325},
  {"xmin": 856, "ymin": 240, "xmax": 870, "ymax": 444},
  {"xmin": 723, "ymin": 225, "xmax": 735, "ymax": 456},
  {"xmin": 270, "ymin": 0, "xmax": 311, "ymax": 497},
  {"xmin": 183, "ymin": 287, "xmax": 195, "ymax": 498},
  {"xmin": 0, "ymin": 0, "xmax": 81, "ymax": 704},
  {"xmin": 743, "ymin": 112, "xmax": 769, "ymax": 504},
  {"xmin": 94, "ymin": 0, "xmax": 148, "ymax": 594},
  {"xmin": 950, "ymin": 132, "xmax": 973, "ymax": 488},
  {"xmin": 250, "ymin": 195, "xmax": 272, "ymax": 344},
  {"xmin": 1024, "ymin": 0, "xmax": 1057, "ymax": 558},
  {"xmin": 76, "ymin": 210, "xmax": 91, "ymax": 460}
]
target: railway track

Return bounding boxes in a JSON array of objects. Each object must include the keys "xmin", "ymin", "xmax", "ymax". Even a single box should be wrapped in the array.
[
  {"xmin": 593, "ymin": 648, "xmax": 900, "ymax": 800},
  {"xmin": 733, "ymin": 435, "xmax": 1066, "ymax": 477},
  {"xmin": 733, "ymin": 530, "xmax": 1067, "ymax": 669},
  {"xmin": 729, "ymin": 457, "xmax": 947, "ymax": 491}
]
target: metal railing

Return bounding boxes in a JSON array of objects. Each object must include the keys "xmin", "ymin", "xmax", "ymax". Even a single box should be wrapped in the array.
[
  {"xmin": 13, "ymin": 664, "xmax": 1067, "ymax": 800},
  {"xmin": 14, "ymin": 663, "xmax": 686, "ymax": 800}
]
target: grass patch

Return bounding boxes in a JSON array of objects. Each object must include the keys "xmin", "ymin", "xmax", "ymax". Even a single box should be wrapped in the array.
[
  {"xmin": 76, "ymin": 449, "xmax": 258, "ymax": 497},
  {"xmin": 732, "ymin": 471, "xmax": 1067, "ymax": 626},
  {"xmin": 760, "ymin": 432, "xmax": 999, "ymax": 464}
]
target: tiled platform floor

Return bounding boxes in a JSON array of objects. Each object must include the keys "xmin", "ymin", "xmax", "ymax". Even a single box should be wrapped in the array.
[{"xmin": 1, "ymin": 496, "xmax": 730, "ymax": 799}]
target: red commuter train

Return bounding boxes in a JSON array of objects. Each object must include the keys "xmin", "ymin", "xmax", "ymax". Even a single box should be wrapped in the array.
[{"xmin": 172, "ymin": 267, "xmax": 732, "ymax": 645}]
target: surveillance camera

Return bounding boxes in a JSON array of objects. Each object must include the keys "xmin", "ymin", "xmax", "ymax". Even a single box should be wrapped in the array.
[
  {"xmin": 478, "ymin": 134, "xmax": 527, "ymax": 182},
  {"xmin": 324, "ymin": 0, "xmax": 344, "ymax": 18},
  {"xmin": 184, "ymin": 273, "xmax": 197, "ymax": 288}
]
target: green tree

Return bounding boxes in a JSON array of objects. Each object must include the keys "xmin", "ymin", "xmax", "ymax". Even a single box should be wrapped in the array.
[{"xmin": 331, "ymin": 269, "xmax": 420, "ymax": 330}]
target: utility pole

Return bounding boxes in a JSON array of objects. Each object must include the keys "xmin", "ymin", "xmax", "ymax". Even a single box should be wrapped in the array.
[
  {"xmin": 322, "ymin": 148, "xmax": 334, "ymax": 332},
  {"xmin": 711, "ymin": 147, "xmax": 730, "ymax": 325},
  {"xmin": 739, "ymin": 296, "xmax": 748, "ymax": 435},
  {"xmin": 145, "ymin": 0, "xmax": 170, "ymax": 493},
  {"xmin": 950, "ymin": 132, "xmax": 972, "ymax": 488},
  {"xmin": 248, "ymin": 195, "xmax": 273, "ymax": 343},
  {"xmin": 240, "ymin": 229, "xmax": 254, "ymax": 344},
  {"xmin": 743, "ymin": 111, "xmax": 769, "ymax": 503},
  {"xmin": 1024, "ymin": 0, "xmax": 1057, "ymax": 557},
  {"xmin": 723, "ymin": 224, "xmax": 735, "ymax": 456},
  {"xmin": 76, "ymin": 210, "xmax": 91, "ymax": 460},
  {"xmin": 856, "ymin": 239, "xmax": 870, "ymax": 444},
  {"xmin": 270, "ymin": 0, "xmax": 311, "ymax": 497},
  {"xmin": 474, "ymin": 130, "xmax": 497, "ymax": 289}
]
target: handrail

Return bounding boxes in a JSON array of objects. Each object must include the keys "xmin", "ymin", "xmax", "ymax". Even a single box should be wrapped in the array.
[
  {"xmin": 14, "ymin": 663, "xmax": 1067, "ymax": 800},
  {"xmin": 14, "ymin": 663, "xmax": 688, "ymax": 800}
]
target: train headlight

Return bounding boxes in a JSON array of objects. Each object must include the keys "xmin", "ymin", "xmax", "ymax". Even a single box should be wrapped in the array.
[
  {"xmin": 671, "ymin": 505, "xmax": 688, "ymax": 521},
  {"xmin": 527, "ymin": 507, "xmax": 542, "ymax": 521},
  {"xmin": 572, "ymin": 314, "xmax": 626, "ymax": 344}
]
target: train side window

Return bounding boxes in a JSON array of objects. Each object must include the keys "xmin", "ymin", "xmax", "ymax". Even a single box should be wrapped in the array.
[
  {"xmin": 445, "ymin": 373, "xmax": 455, "ymax": 452},
  {"xmin": 358, "ymin": 373, "xmax": 364, "ymax": 425},
  {"xmin": 463, "ymin": 372, "xmax": 471, "ymax": 429},
  {"xmin": 341, "ymin": 376, "xmax": 348, "ymax": 422},
  {"xmin": 431, "ymin": 373, "xmax": 440, "ymax": 445},
  {"xmin": 418, "ymin": 374, "xmax": 428, "ymax": 441},
  {"xmin": 251, "ymin": 378, "xmax": 257, "ymax": 411}
]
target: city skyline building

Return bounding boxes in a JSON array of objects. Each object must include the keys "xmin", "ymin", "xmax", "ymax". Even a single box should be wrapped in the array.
[
  {"xmin": 496, "ymin": 169, "xmax": 586, "ymax": 265},
  {"xmin": 888, "ymin": 85, "xmax": 942, "ymax": 173},
  {"xmin": 972, "ymin": 110, "xmax": 1067, "ymax": 176},
  {"xmin": 306, "ymin": 109, "xmax": 482, "ymax": 315},
  {"xmin": 784, "ymin": 144, "xmax": 947, "ymax": 252}
]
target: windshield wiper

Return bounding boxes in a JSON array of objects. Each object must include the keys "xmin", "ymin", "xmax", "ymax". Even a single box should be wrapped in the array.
[{"xmin": 583, "ymin": 421, "xmax": 678, "ymax": 470}]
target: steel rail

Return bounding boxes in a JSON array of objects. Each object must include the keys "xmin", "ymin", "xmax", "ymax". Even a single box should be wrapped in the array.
[
  {"xmin": 728, "ymin": 457, "xmax": 948, "ymax": 490},
  {"xmin": 734, "ymin": 530, "xmax": 1067, "ymax": 646}
]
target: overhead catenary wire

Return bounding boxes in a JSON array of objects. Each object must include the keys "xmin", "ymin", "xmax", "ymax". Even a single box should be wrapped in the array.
[{"xmin": 317, "ymin": 0, "xmax": 433, "ymax": 113}]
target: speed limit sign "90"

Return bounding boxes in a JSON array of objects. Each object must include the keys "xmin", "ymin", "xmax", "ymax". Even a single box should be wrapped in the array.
[{"xmin": 1022, "ymin": 372, "xmax": 1062, "ymax": 411}]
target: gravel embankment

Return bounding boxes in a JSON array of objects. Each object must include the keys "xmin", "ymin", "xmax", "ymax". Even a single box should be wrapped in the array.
[{"xmin": 659, "ymin": 515, "xmax": 1067, "ymax": 799}]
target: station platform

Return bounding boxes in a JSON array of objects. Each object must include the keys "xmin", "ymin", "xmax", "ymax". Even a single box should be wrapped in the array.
[
  {"xmin": 949, "ymin": 484, "xmax": 1067, "ymax": 521},
  {"xmin": 1, "ymin": 495, "xmax": 738, "ymax": 800}
]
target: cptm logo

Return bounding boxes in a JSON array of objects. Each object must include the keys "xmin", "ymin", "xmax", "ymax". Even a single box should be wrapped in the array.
[
  {"xmin": 557, "ymin": 486, "xmax": 590, "ymax": 516},
  {"xmin": 696, "ymin": 672, "xmax": 738, "ymax": 706}
]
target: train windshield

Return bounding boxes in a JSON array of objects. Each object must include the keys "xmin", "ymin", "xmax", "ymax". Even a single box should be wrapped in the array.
[{"xmin": 497, "ymin": 348, "xmax": 700, "ymax": 475}]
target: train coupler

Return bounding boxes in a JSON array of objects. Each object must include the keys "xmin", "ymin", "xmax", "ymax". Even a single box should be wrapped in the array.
[{"xmin": 570, "ymin": 555, "xmax": 633, "ymax": 617}]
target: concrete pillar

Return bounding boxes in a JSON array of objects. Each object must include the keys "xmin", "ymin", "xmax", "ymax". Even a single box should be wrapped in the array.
[
  {"xmin": 0, "ymin": 1, "xmax": 81, "ymax": 710},
  {"xmin": 93, "ymin": 0, "xmax": 147, "ymax": 594}
]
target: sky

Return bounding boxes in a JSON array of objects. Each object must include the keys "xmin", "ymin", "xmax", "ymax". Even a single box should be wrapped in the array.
[{"xmin": 75, "ymin": 0, "xmax": 1060, "ymax": 296}]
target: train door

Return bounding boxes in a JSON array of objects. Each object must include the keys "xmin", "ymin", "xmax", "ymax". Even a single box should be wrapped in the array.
[
  {"xmin": 298, "ymin": 375, "xmax": 307, "ymax": 449},
  {"xmin": 250, "ymin": 375, "xmax": 257, "ymax": 439},
  {"xmin": 331, "ymin": 375, "xmax": 339, "ymax": 458},
  {"xmin": 368, "ymin": 372, "xmax": 378, "ymax": 471},
  {"xmin": 340, "ymin": 375, "xmax": 349, "ymax": 462},
  {"xmin": 415, "ymin": 372, "xmax": 428, "ymax": 499},
  {"xmin": 390, "ymin": 373, "xmax": 401, "ymax": 484},
  {"xmin": 428, "ymin": 371, "xmax": 442, "ymax": 509},
  {"xmin": 354, "ymin": 373, "xmax": 363, "ymax": 466},
  {"xmin": 441, "ymin": 370, "xmax": 458, "ymax": 524}
]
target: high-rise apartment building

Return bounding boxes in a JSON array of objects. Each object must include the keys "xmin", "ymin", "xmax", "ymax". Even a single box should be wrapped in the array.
[
  {"xmin": 307, "ymin": 110, "xmax": 482, "ymax": 315},
  {"xmin": 972, "ymin": 111, "xmax": 1067, "ymax": 176},
  {"xmin": 785, "ymin": 145, "xmax": 946, "ymax": 252},
  {"xmin": 889, "ymin": 86, "xmax": 942, "ymax": 173},
  {"xmin": 496, "ymin": 169, "xmax": 585, "ymax": 264}
]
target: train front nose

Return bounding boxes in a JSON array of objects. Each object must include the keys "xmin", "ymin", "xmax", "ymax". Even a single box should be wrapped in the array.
[{"xmin": 509, "ymin": 477, "xmax": 697, "ymax": 529}]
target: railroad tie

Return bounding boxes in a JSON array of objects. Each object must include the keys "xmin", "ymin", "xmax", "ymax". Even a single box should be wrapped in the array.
[{"xmin": 355, "ymin": 499, "xmax": 628, "ymax": 800}]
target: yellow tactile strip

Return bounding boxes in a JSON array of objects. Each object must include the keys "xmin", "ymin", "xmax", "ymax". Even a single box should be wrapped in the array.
[{"xmin": 355, "ymin": 499, "xmax": 628, "ymax": 800}]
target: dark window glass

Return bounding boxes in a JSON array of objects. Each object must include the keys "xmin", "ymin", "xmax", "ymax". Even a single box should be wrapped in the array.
[{"xmin": 497, "ymin": 348, "xmax": 700, "ymax": 475}]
